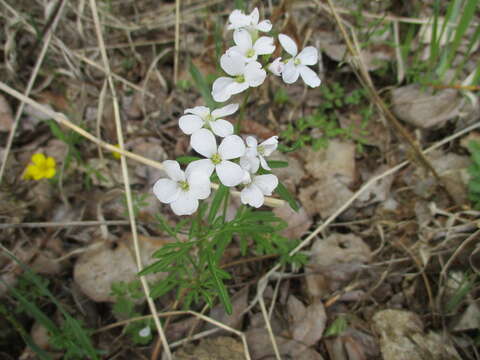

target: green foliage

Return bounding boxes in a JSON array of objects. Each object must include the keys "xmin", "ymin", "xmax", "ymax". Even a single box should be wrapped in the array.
[
  {"xmin": 468, "ymin": 141, "xmax": 480, "ymax": 210},
  {"xmin": 280, "ymin": 82, "xmax": 371, "ymax": 152},
  {"xmin": 1, "ymin": 253, "xmax": 100, "ymax": 360},
  {"xmin": 110, "ymin": 281, "xmax": 154, "ymax": 345},
  {"xmin": 143, "ymin": 187, "xmax": 307, "ymax": 314},
  {"xmin": 45, "ymin": 119, "xmax": 83, "ymax": 169},
  {"xmin": 403, "ymin": 0, "xmax": 480, "ymax": 85},
  {"xmin": 324, "ymin": 315, "xmax": 348, "ymax": 337},
  {"xmin": 273, "ymin": 87, "xmax": 290, "ymax": 105}
]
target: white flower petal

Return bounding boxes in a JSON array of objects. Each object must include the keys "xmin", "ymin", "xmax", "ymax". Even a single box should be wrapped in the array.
[
  {"xmin": 212, "ymin": 103, "xmax": 239, "ymax": 118},
  {"xmin": 184, "ymin": 106, "xmax": 210, "ymax": 118},
  {"xmin": 227, "ymin": 81, "xmax": 250, "ymax": 97},
  {"xmin": 216, "ymin": 160, "xmax": 245, "ymax": 186},
  {"xmin": 268, "ymin": 57, "xmax": 284, "ymax": 76},
  {"xmin": 240, "ymin": 155, "xmax": 260, "ymax": 174},
  {"xmin": 218, "ymin": 135, "xmax": 246, "ymax": 160},
  {"xmin": 279, "ymin": 34, "xmax": 298, "ymax": 56},
  {"xmin": 254, "ymin": 36, "xmax": 275, "ymax": 55},
  {"xmin": 246, "ymin": 136, "xmax": 258, "ymax": 148},
  {"xmin": 171, "ymin": 193, "xmax": 199, "ymax": 215},
  {"xmin": 163, "ymin": 160, "xmax": 185, "ymax": 181},
  {"xmin": 190, "ymin": 129, "xmax": 217, "ymax": 158},
  {"xmin": 282, "ymin": 60, "xmax": 300, "ymax": 84},
  {"xmin": 241, "ymin": 184, "xmax": 264, "ymax": 208},
  {"xmin": 212, "ymin": 77, "xmax": 236, "ymax": 102},
  {"xmin": 233, "ymin": 29, "xmax": 253, "ymax": 53},
  {"xmin": 297, "ymin": 46, "xmax": 318, "ymax": 66},
  {"xmin": 228, "ymin": 10, "xmax": 251, "ymax": 29},
  {"xmin": 187, "ymin": 159, "xmax": 215, "ymax": 177},
  {"xmin": 186, "ymin": 171, "xmax": 211, "ymax": 200},
  {"xmin": 257, "ymin": 19, "xmax": 272, "ymax": 32},
  {"xmin": 139, "ymin": 327, "xmax": 151, "ymax": 338},
  {"xmin": 179, "ymin": 114, "xmax": 204, "ymax": 135},
  {"xmin": 210, "ymin": 119, "xmax": 234, "ymax": 137},
  {"xmin": 244, "ymin": 62, "xmax": 266, "ymax": 87},
  {"xmin": 253, "ymin": 174, "xmax": 278, "ymax": 195},
  {"xmin": 259, "ymin": 155, "xmax": 270, "ymax": 170},
  {"xmin": 299, "ymin": 65, "xmax": 321, "ymax": 87},
  {"xmin": 250, "ymin": 8, "xmax": 259, "ymax": 25},
  {"xmin": 260, "ymin": 136, "xmax": 278, "ymax": 155},
  {"xmin": 220, "ymin": 53, "xmax": 245, "ymax": 76},
  {"xmin": 153, "ymin": 178, "xmax": 180, "ymax": 204}
]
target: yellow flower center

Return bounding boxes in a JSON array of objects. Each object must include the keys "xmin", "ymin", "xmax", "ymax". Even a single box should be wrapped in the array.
[
  {"xmin": 179, "ymin": 180, "xmax": 189, "ymax": 191},
  {"xmin": 246, "ymin": 49, "xmax": 255, "ymax": 58},
  {"xmin": 294, "ymin": 57, "xmax": 301, "ymax": 65},
  {"xmin": 235, "ymin": 75, "xmax": 245, "ymax": 83},
  {"xmin": 211, "ymin": 153, "xmax": 222, "ymax": 165},
  {"xmin": 257, "ymin": 145, "xmax": 265, "ymax": 155}
]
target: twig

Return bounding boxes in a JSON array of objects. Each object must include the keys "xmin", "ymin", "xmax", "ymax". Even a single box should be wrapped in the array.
[
  {"xmin": 174, "ymin": 0, "xmax": 181, "ymax": 84},
  {"xmin": 0, "ymin": 220, "xmax": 129, "ymax": 230},
  {"xmin": 88, "ymin": 1, "xmax": 172, "ymax": 358}
]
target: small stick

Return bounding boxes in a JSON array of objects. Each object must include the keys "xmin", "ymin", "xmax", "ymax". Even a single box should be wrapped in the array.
[{"xmin": 0, "ymin": 220, "xmax": 129, "ymax": 230}]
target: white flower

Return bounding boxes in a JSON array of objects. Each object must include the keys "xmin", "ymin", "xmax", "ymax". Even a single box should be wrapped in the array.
[
  {"xmin": 268, "ymin": 57, "xmax": 284, "ymax": 76},
  {"xmin": 189, "ymin": 129, "xmax": 246, "ymax": 187},
  {"xmin": 153, "ymin": 160, "xmax": 211, "ymax": 216},
  {"xmin": 278, "ymin": 34, "xmax": 321, "ymax": 87},
  {"xmin": 227, "ymin": 29, "xmax": 275, "ymax": 63},
  {"xmin": 241, "ymin": 135, "xmax": 278, "ymax": 171},
  {"xmin": 240, "ymin": 170, "xmax": 278, "ymax": 208},
  {"xmin": 139, "ymin": 326, "xmax": 151, "ymax": 338},
  {"xmin": 228, "ymin": 8, "xmax": 272, "ymax": 34},
  {"xmin": 179, "ymin": 103, "xmax": 238, "ymax": 137},
  {"xmin": 212, "ymin": 53, "xmax": 266, "ymax": 102}
]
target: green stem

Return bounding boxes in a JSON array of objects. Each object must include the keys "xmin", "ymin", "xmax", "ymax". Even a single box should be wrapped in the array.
[{"xmin": 222, "ymin": 189, "xmax": 230, "ymax": 222}]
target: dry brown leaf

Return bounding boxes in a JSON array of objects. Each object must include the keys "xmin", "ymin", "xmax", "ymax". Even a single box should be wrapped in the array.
[
  {"xmin": 391, "ymin": 84, "xmax": 462, "ymax": 129},
  {"xmin": 246, "ymin": 328, "xmax": 325, "ymax": 360},
  {"xmin": 288, "ymin": 296, "xmax": 327, "ymax": 346},
  {"xmin": 207, "ymin": 286, "xmax": 249, "ymax": 332},
  {"xmin": 269, "ymin": 152, "xmax": 305, "ymax": 193},
  {"xmin": 302, "ymin": 141, "xmax": 356, "ymax": 186},
  {"xmin": 306, "ymin": 234, "xmax": 372, "ymax": 298},
  {"xmin": 273, "ymin": 203, "xmax": 311, "ymax": 239}
]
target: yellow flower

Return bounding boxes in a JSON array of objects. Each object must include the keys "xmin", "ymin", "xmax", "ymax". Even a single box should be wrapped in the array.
[
  {"xmin": 23, "ymin": 153, "xmax": 56, "ymax": 180},
  {"xmin": 112, "ymin": 144, "xmax": 122, "ymax": 159}
]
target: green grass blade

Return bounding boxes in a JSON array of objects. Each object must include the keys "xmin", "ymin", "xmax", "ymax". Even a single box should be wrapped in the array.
[{"xmin": 188, "ymin": 59, "xmax": 217, "ymax": 109}]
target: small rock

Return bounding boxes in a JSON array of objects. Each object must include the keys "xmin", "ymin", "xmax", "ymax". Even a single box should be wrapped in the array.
[
  {"xmin": 372, "ymin": 309, "xmax": 461, "ymax": 360},
  {"xmin": 74, "ymin": 234, "xmax": 168, "ymax": 303}
]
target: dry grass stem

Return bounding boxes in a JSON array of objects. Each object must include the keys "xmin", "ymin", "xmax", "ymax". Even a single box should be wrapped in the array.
[{"xmin": 88, "ymin": 0, "xmax": 172, "ymax": 357}]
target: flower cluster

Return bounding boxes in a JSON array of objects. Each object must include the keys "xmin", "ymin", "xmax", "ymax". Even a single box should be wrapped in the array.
[
  {"xmin": 23, "ymin": 153, "xmax": 57, "ymax": 180},
  {"xmin": 153, "ymin": 7, "xmax": 321, "ymax": 216}
]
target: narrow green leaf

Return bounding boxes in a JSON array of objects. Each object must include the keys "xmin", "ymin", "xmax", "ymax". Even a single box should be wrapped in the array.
[
  {"xmin": 176, "ymin": 156, "xmax": 201, "ymax": 165},
  {"xmin": 188, "ymin": 59, "xmax": 217, "ymax": 109},
  {"xmin": 275, "ymin": 181, "xmax": 299, "ymax": 211},
  {"xmin": 267, "ymin": 160, "xmax": 289, "ymax": 168},
  {"xmin": 207, "ymin": 253, "xmax": 232, "ymax": 314},
  {"xmin": 208, "ymin": 184, "xmax": 229, "ymax": 223}
]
